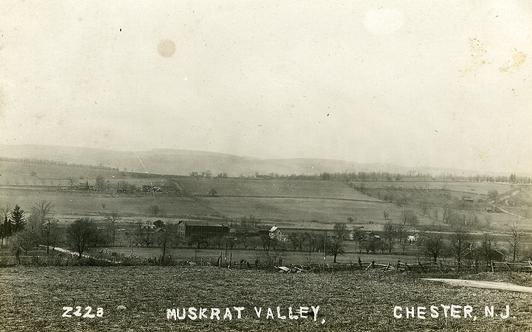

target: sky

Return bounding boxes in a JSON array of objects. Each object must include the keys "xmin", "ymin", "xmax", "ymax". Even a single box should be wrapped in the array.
[{"xmin": 1, "ymin": 0, "xmax": 531, "ymax": 174}]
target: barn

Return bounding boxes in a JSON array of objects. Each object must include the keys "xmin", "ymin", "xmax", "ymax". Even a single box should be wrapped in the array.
[{"xmin": 176, "ymin": 221, "xmax": 230, "ymax": 239}]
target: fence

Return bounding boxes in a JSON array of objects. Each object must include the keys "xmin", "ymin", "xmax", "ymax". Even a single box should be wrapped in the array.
[{"xmin": 1, "ymin": 251, "xmax": 532, "ymax": 274}]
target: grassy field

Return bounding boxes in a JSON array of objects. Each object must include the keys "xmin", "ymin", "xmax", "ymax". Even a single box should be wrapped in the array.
[
  {"xmin": 352, "ymin": 181, "xmax": 517, "ymax": 195},
  {"xmin": 178, "ymin": 177, "xmax": 378, "ymax": 200},
  {"xmin": 1, "ymin": 266, "xmax": 531, "ymax": 331},
  {"xmin": 199, "ymin": 196, "xmax": 433, "ymax": 227},
  {"xmin": 0, "ymin": 159, "xmax": 173, "ymax": 187},
  {"xmin": 0, "ymin": 159, "xmax": 122, "ymax": 186},
  {"xmin": 0, "ymin": 186, "xmax": 422, "ymax": 229},
  {"xmin": 0, "ymin": 188, "xmax": 217, "ymax": 218}
]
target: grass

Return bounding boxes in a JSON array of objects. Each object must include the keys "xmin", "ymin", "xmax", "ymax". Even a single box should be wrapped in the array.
[
  {"xmin": 0, "ymin": 159, "xmax": 122, "ymax": 186},
  {"xmin": 0, "ymin": 188, "xmax": 216, "ymax": 218},
  {"xmin": 352, "ymin": 181, "xmax": 516, "ymax": 195},
  {"xmin": 199, "ymin": 196, "xmax": 434, "ymax": 228},
  {"xmin": 178, "ymin": 177, "xmax": 378, "ymax": 200},
  {"xmin": 1, "ymin": 266, "xmax": 531, "ymax": 331}
]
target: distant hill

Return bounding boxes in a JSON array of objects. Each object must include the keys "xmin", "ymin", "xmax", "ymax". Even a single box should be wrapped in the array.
[{"xmin": 0, "ymin": 144, "xmax": 501, "ymax": 177}]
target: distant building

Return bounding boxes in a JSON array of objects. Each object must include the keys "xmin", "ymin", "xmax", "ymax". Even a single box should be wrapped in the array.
[
  {"xmin": 176, "ymin": 221, "xmax": 230, "ymax": 239},
  {"xmin": 269, "ymin": 225, "xmax": 288, "ymax": 242},
  {"xmin": 142, "ymin": 185, "xmax": 162, "ymax": 193},
  {"xmin": 462, "ymin": 196, "xmax": 474, "ymax": 202}
]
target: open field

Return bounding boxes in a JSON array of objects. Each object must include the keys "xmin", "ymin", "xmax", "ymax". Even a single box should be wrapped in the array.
[
  {"xmin": 351, "ymin": 181, "xmax": 518, "ymax": 195},
  {"xmin": 178, "ymin": 177, "xmax": 378, "ymax": 200},
  {"xmin": 1, "ymin": 266, "xmax": 531, "ymax": 331},
  {"xmin": 0, "ymin": 188, "xmax": 217, "ymax": 218},
  {"xmin": 0, "ymin": 159, "xmax": 122, "ymax": 186},
  {"xmin": 505, "ymin": 187, "xmax": 532, "ymax": 206},
  {"xmin": 199, "ymin": 196, "xmax": 432, "ymax": 227},
  {"xmin": 0, "ymin": 159, "xmax": 172, "ymax": 187}
]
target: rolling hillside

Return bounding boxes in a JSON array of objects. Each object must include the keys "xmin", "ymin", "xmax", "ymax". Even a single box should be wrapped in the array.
[{"xmin": 0, "ymin": 144, "xmax": 500, "ymax": 177}]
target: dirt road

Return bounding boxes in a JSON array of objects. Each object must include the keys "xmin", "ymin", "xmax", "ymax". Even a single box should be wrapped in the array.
[{"xmin": 423, "ymin": 278, "xmax": 532, "ymax": 293}]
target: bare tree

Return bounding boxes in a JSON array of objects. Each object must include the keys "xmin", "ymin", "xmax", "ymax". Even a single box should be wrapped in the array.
[
  {"xmin": 450, "ymin": 223, "xmax": 471, "ymax": 268},
  {"xmin": 10, "ymin": 229, "xmax": 41, "ymax": 264},
  {"xmin": 421, "ymin": 233, "xmax": 445, "ymax": 263},
  {"xmin": 95, "ymin": 175, "xmax": 106, "ymax": 192},
  {"xmin": 351, "ymin": 228, "xmax": 365, "ymax": 254},
  {"xmin": 401, "ymin": 209, "xmax": 418, "ymax": 226},
  {"xmin": 67, "ymin": 218, "xmax": 99, "ymax": 258},
  {"xmin": 288, "ymin": 232, "xmax": 303, "ymax": 251},
  {"xmin": 480, "ymin": 233, "xmax": 496, "ymax": 268},
  {"xmin": 508, "ymin": 222, "xmax": 522, "ymax": 262},
  {"xmin": 330, "ymin": 223, "xmax": 348, "ymax": 263},
  {"xmin": 382, "ymin": 221, "xmax": 395, "ymax": 253},
  {"xmin": 419, "ymin": 201, "xmax": 429, "ymax": 216},
  {"xmin": 32, "ymin": 201, "xmax": 55, "ymax": 254},
  {"xmin": 104, "ymin": 211, "xmax": 120, "ymax": 246},
  {"xmin": 394, "ymin": 224, "xmax": 407, "ymax": 254},
  {"xmin": 154, "ymin": 220, "xmax": 178, "ymax": 264}
]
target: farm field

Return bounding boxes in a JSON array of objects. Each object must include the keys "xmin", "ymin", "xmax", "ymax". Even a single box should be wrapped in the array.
[
  {"xmin": 0, "ymin": 186, "xmax": 406, "ymax": 229},
  {"xmin": 351, "ymin": 181, "xmax": 517, "ymax": 195},
  {"xmin": 0, "ymin": 159, "xmax": 173, "ymax": 187},
  {"xmin": 199, "ymin": 196, "xmax": 432, "ymax": 227},
  {"xmin": 1, "ymin": 266, "xmax": 531, "ymax": 331},
  {"xmin": 506, "ymin": 187, "xmax": 532, "ymax": 206},
  {"xmin": 0, "ymin": 188, "xmax": 217, "ymax": 218},
  {"xmin": 0, "ymin": 159, "xmax": 122, "ymax": 185},
  {"xmin": 178, "ymin": 177, "xmax": 379, "ymax": 200}
]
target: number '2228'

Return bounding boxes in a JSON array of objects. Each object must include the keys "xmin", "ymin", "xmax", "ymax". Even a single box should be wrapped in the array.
[{"xmin": 62, "ymin": 306, "xmax": 103, "ymax": 318}]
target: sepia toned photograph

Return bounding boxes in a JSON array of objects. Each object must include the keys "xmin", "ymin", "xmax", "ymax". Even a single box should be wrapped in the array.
[{"xmin": 1, "ymin": 1, "xmax": 531, "ymax": 331}]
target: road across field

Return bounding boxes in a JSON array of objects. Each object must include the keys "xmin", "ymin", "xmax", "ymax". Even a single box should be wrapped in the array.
[
  {"xmin": 194, "ymin": 194, "xmax": 384, "ymax": 203},
  {"xmin": 423, "ymin": 278, "xmax": 532, "ymax": 293}
]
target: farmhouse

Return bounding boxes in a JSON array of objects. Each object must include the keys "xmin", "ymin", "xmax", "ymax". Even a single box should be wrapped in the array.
[
  {"xmin": 407, "ymin": 234, "xmax": 418, "ymax": 244},
  {"xmin": 268, "ymin": 226, "xmax": 288, "ymax": 242},
  {"xmin": 176, "ymin": 221, "xmax": 230, "ymax": 239}
]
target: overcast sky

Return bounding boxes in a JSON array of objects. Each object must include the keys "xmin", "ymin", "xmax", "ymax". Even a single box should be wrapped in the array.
[{"xmin": 1, "ymin": 1, "xmax": 531, "ymax": 173}]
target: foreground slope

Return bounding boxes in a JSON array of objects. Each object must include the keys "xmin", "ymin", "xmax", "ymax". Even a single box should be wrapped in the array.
[{"xmin": 1, "ymin": 267, "xmax": 530, "ymax": 331}]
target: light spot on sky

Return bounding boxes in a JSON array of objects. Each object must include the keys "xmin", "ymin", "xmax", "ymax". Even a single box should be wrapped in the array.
[
  {"xmin": 500, "ymin": 50, "xmax": 527, "ymax": 72},
  {"xmin": 157, "ymin": 39, "xmax": 176, "ymax": 57},
  {"xmin": 461, "ymin": 38, "xmax": 488, "ymax": 76},
  {"xmin": 363, "ymin": 8, "xmax": 404, "ymax": 35}
]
